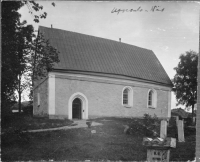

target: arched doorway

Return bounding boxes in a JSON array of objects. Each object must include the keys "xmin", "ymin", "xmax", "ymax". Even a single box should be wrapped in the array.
[
  {"xmin": 68, "ymin": 92, "xmax": 88, "ymax": 120},
  {"xmin": 72, "ymin": 98, "xmax": 82, "ymax": 119}
]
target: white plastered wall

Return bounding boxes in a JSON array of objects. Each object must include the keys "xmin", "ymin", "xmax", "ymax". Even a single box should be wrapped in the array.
[{"xmin": 48, "ymin": 73, "xmax": 55, "ymax": 115}]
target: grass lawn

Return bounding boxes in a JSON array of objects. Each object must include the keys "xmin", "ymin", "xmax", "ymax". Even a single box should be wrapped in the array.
[
  {"xmin": 1, "ymin": 116, "xmax": 196, "ymax": 161},
  {"xmin": 1, "ymin": 114, "xmax": 73, "ymax": 133}
]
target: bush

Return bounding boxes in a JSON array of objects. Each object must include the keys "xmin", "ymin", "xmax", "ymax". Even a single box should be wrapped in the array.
[
  {"xmin": 185, "ymin": 126, "xmax": 196, "ymax": 136},
  {"xmin": 167, "ymin": 117, "xmax": 177, "ymax": 138},
  {"xmin": 184, "ymin": 117, "xmax": 195, "ymax": 126},
  {"xmin": 128, "ymin": 114, "xmax": 160, "ymax": 137},
  {"xmin": 168, "ymin": 117, "xmax": 196, "ymax": 138},
  {"xmin": 143, "ymin": 114, "xmax": 160, "ymax": 136},
  {"xmin": 22, "ymin": 105, "xmax": 33, "ymax": 116}
]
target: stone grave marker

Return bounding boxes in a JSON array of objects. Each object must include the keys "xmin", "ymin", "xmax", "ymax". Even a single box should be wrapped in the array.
[
  {"xmin": 176, "ymin": 116, "xmax": 179, "ymax": 126},
  {"xmin": 177, "ymin": 120, "xmax": 185, "ymax": 142},
  {"xmin": 160, "ymin": 120, "xmax": 167, "ymax": 139}
]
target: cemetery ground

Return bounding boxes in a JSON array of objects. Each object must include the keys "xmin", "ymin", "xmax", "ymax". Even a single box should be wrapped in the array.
[{"xmin": 1, "ymin": 114, "xmax": 196, "ymax": 161}]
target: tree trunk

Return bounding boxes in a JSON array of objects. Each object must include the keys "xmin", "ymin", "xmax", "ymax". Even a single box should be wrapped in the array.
[
  {"xmin": 31, "ymin": 37, "xmax": 38, "ymax": 92},
  {"xmin": 191, "ymin": 103, "xmax": 195, "ymax": 124},
  {"xmin": 18, "ymin": 76, "xmax": 22, "ymax": 113},
  {"xmin": 191, "ymin": 104, "xmax": 195, "ymax": 124},
  {"xmin": 18, "ymin": 91, "xmax": 21, "ymax": 113}
]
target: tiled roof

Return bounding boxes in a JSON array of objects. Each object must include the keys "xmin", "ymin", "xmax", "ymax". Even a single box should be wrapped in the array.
[{"xmin": 39, "ymin": 26, "xmax": 172, "ymax": 86}]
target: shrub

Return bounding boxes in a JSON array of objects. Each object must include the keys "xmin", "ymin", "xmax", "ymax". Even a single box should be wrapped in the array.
[
  {"xmin": 168, "ymin": 116, "xmax": 196, "ymax": 138},
  {"xmin": 128, "ymin": 114, "xmax": 160, "ymax": 137},
  {"xmin": 167, "ymin": 117, "xmax": 177, "ymax": 138},
  {"xmin": 23, "ymin": 105, "xmax": 33, "ymax": 116},
  {"xmin": 185, "ymin": 126, "xmax": 196, "ymax": 136},
  {"xmin": 143, "ymin": 114, "xmax": 160, "ymax": 136},
  {"xmin": 184, "ymin": 117, "xmax": 194, "ymax": 126}
]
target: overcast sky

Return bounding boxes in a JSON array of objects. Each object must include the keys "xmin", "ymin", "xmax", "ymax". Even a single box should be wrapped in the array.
[{"xmin": 19, "ymin": 1, "xmax": 199, "ymax": 109}]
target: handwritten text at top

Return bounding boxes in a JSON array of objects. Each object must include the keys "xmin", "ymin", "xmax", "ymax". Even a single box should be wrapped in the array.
[{"xmin": 111, "ymin": 6, "xmax": 165, "ymax": 15}]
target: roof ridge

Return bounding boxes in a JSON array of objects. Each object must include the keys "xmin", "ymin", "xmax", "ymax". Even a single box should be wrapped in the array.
[{"xmin": 39, "ymin": 25, "xmax": 152, "ymax": 52}]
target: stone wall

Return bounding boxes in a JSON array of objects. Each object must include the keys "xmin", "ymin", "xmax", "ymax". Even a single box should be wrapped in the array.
[{"xmin": 53, "ymin": 73, "xmax": 171, "ymax": 119}]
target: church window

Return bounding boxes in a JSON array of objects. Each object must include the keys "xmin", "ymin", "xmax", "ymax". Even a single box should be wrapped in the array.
[
  {"xmin": 122, "ymin": 86, "xmax": 133, "ymax": 107},
  {"xmin": 147, "ymin": 89, "xmax": 157, "ymax": 108}
]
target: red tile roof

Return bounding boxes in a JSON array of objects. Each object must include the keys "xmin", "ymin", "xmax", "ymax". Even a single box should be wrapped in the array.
[{"xmin": 39, "ymin": 26, "xmax": 172, "ymax": 86}]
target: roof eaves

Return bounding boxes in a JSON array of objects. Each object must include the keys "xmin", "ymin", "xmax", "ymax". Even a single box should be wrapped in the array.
[{"xmin": 51, "ymin": 68, "xmax": 173, "ymax": 87}]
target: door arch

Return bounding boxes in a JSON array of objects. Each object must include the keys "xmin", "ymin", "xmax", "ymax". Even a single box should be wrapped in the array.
[{"xmin": 68, "ymin": 92, "xmax": 88, "ymax": 120}]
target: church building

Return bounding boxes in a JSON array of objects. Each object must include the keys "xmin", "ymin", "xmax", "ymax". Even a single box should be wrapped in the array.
[{"xmin": 33, "ymin": 26, "xmax": 172, "ymax": 120}]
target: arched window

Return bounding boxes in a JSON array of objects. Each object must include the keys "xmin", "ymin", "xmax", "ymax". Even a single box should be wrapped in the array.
[
  {"xmin": 148, "ymin": 90, "xmax": 153, "ymax": 106},
  {"xmin": 123, "ymin": 88, "xmax": 129, "ymax": 105},
  {"xmin": 147, "ymin": 89, "xmax": 157, "ymax": 108},
  {"xmin": 122, "ymin": 86, "xmax": 133, "ymax": 107}
]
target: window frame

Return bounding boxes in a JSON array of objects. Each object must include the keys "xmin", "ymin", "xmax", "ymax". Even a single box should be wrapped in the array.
[
  {"xmin": 122, "ymin": 86, "xmax": 133, "ymax": 108},
  {"xmin": 147, "ymin": 89, "xmax": 157, "ymax": 109}
]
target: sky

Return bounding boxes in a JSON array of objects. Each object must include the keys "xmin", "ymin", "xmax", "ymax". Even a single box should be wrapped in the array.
[{"xmin": 19, "ymin": 1, "xmax": 199, "ymax": 109}]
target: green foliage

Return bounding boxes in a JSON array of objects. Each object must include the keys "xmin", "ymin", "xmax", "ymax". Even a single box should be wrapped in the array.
[
  {"xmin": 2, "ymin": 1, "xmax": 24, "ymax": 111},
  {"xmin": 24, "ymin": 1, "xmax": 50, "ymax": 23},
  {"xmin": 167, "ymin": 117, "xmax": 177, "ymax": 138},
  {"xmin": 143, "ymin": 113, "xmax": 160, "ymax": 134},
  {"xmin": 167, "ymin": 117, "xmax": 196, "ymax": 139},
  {"xmin": 2, "ymin": 1, "xmax": 58, "ymax": 111},
  {"xmin": 172, "ymin": 50, "xmax": 198, "ymax": 116},
  {"xmin": 128, "ymin": 114, "xmax": 160, "ymax": 137},
  {"xmin": 26, "ymin": 33, "xmax": 60, "ymax": 99},
  {"xmin": 30, "ymin": 33, "xmax": 60, "ymax": 79},
  {"xmin": 22, "ymin": 105, "xmax": 33, "ymax": 115},
  {"xmin": 14, "ymin": 25, "xmax": 35, "ymax": 113}
]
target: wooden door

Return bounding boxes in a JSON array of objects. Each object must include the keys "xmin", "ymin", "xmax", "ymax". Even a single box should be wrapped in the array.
[{"xmin": 72, "ymin": 98, "xmax": 82, "ymax": 119}]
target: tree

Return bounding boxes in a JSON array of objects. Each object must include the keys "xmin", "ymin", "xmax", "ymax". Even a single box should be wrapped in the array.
[
  {"xmin": 172, "ymin": 50, "xmax": 198, "ymax": 117},
  {"xmin": 15, "ymin": 25, "xmax": 35, "ymax": 113},
  {"xmin": 2, "ymin": 1, "xmax": 56, "ymax": 114},
  {"xmin": 27, "ymin": 33, "xmax": 60, "ymax": 100},
  {"xmin": 2, "ymin": 1, "xmax": 24, "ymax": 112}
]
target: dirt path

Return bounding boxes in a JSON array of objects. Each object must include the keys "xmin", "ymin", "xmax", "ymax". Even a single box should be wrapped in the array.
[{"xmin": 26, "ymin": 120, "xmax": 103, "ymax": 133}]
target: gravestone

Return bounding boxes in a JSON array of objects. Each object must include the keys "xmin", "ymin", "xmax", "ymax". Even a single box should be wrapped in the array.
[
  {"xmin": 193, "ymin": 117, "xmax": 196, "ymax": 124},
  {"xmin": 177, "ymin": 120, "xmax": 185, "ymax": 142},
  {"xmin": 143, "ymin": 137, "xmax": 176, "ymax": 162},
  {"xmin": 176, "ymin": 116, "xmax": 179, "ymax": 126},
  {"xmin": 160, "ymin": 120, "xmax": 167, "ymax": 139},
  {"xmin": 147, "ymin": 149, "xmax": 170, "ymax": 162}
]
